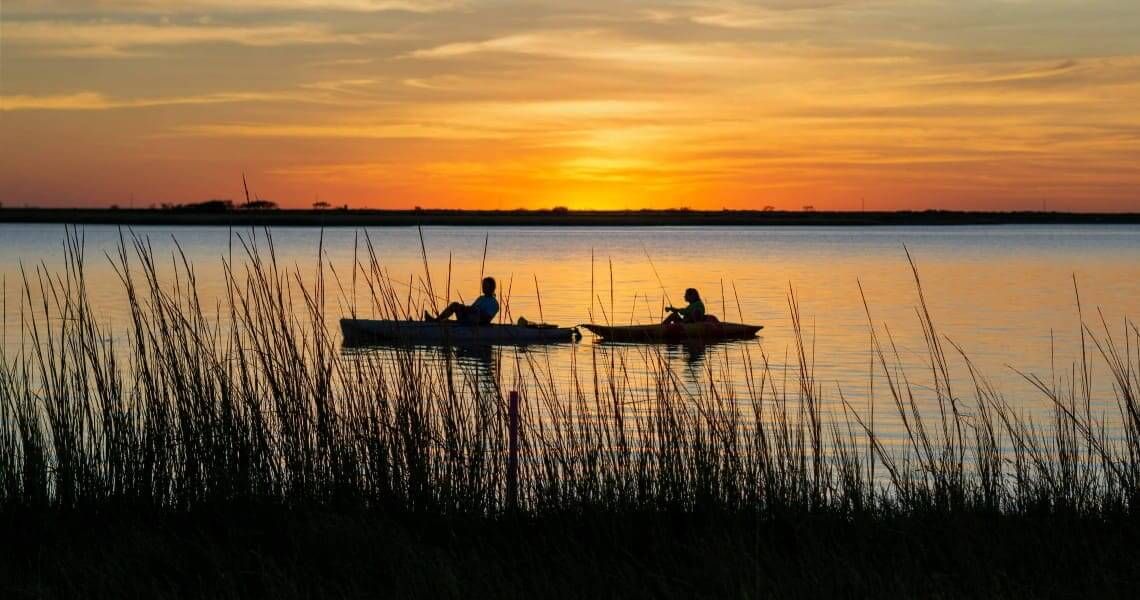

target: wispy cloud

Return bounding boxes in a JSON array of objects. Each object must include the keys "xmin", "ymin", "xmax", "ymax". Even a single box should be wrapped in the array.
[
  {"xmin": 0, "ymin": 90, "xmax": 301, "ymax": 111},
  {"xmin": 687, "ymin": 0, "xmax": 843, "ymax": 30},
  {"xmin": 177, "ymin": 122, "xmax": 513, "ymax": 141},
  {"xmin": 3, "ymin": 19, "xmax": 375, "ymax": 57},
  {"xmin": 3, "ymin": 1, "xmax": 462, "ymax": 15},
  {"xmin": 407, "ymin": 28, "xmax": 767, "ymax": 74}
]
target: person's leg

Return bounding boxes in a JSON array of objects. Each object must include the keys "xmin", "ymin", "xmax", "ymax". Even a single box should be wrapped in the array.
[
  {"xmin": 431, "ymin": 301, "xmax": 466, "ymax": 321},
  {"xmin": 662, "ymin": 312, "xmax": 682, "ymax": 325},
  {"xmin": 457, "ymin": 307, "xmax": 482, "ymax": 325}
]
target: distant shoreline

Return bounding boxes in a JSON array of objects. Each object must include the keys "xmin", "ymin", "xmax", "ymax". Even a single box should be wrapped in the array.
[{"xmin": 2, "ymin": 207, "xmax": 1139, "ymax": 227}]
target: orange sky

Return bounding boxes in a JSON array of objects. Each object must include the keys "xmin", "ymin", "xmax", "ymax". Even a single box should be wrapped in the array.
[{"xmin": 2, "ymin": 1, "xmax": 1139, "ymax": 211}]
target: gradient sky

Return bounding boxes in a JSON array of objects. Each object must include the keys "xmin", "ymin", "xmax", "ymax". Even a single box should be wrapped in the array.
[{"xmin": 2, "ymin": 1, "xmax": 1139, "ymax": 211}]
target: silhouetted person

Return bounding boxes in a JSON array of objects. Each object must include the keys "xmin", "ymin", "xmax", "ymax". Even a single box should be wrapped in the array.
[
  {"xmin": 663, "ymin": 288, "xmax": 705, "ymax": 324},
  {"xmin": 425, "ymin": 276, "xmax": 499, "ymax": 325}
]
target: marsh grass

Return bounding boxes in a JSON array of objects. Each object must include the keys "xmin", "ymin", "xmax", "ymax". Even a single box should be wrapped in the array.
[
  {"xmin": 1, "ymin": 230, "xmax": 1137, "ymax": 523},
  {"xmin": 1, "ymin": 230, "xmax": 1139, "ymax": 521},
  {"xmin": 5, "ymin": 230, "xmax": 1140, "ymax": 597}
]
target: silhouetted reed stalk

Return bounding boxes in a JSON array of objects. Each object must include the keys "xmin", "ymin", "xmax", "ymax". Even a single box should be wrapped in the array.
[{"xmin": 1, "ymin": 229, "xmax": 1138, "ymax": 520}]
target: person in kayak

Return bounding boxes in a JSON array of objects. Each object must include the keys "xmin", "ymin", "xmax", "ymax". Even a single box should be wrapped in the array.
[
  {"xmin": 424, "ymin": 276, "xmax": 499, "ymax": 325},
  {"xmin": 663, "ymin": 288, "xmax": 705, "ymax": 324}
]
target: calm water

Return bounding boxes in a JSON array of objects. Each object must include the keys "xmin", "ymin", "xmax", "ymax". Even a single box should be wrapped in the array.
[{"xmin": 2, "ymin": 224, "xmax": 1139, "ymax": 436}]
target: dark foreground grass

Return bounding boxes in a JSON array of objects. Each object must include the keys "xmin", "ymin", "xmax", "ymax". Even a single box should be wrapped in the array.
[
  {"xmin": 2, "ymin": 230, "xmax": 1139, "ymax": 597},
  {"xmin": 4, "ymin": 507, "xmax": 1138, "ymax": 599}
]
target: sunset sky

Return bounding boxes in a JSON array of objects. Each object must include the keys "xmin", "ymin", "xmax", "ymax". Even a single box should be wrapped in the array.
[{"xmin": 2, "ymin": 1, "xmax": 1139, "ymax": 211}]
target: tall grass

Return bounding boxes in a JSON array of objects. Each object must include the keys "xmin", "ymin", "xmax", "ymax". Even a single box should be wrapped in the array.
[{"xmin": 1, "ymin": 230, "xmax": 1137, "ymax": 519}]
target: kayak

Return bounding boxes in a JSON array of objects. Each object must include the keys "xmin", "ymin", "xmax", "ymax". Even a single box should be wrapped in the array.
[
  {"xmin": 340, "ymin": 319, "xmax": 578, "ymax": 347},
  {"xmin": 581, "ymin": 321, "xmax": 762, "ymax": 343}
]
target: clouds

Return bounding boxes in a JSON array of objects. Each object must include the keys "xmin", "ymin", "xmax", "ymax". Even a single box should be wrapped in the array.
[
  {"xmin": 0, "ymin": 90, "xmax": 297, "ymax": 110},
  {"xmin": 2, "ymin": 1, "xmax": 461, "ymax": 15},
  {"xmin": 1, "ymin": 0, "xmax": 1138, "ymax": 210},
  {"xmin": 2, "ymin": 19, "xmax": 373, "ymax": 58}
]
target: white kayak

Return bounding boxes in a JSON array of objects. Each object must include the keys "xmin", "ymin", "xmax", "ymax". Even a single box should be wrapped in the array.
[{"xmin": 340, "ymin": 319, "xmax": 579, "ymax": 347}]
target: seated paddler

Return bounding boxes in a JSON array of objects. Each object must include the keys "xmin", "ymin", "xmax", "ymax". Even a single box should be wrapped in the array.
[
  {"xmin": 424, "ymin": 276, "xmax": 499, "ymax": 325},
  {"xmin": 663, "ymin": 288, "xmax": 705, "ymax": 324}
]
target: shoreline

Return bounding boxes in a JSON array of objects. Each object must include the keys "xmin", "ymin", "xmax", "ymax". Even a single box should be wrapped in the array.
[{"xmin": 2, "ymin": 207, "xmax": 1140, "ymax": 227}]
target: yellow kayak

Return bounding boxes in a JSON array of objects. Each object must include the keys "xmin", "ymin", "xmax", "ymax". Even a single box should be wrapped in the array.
[{"xmin": 582, "ymin": 322, "xmax": 762, "ymax": 343}]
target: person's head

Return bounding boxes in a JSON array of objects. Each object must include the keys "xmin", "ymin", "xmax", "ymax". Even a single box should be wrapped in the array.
[
  {"xmin": 684, "ymin": 288, "xmax": 700, "ymax": 302},
  {"xmin": 482, "ymin": 276, "xmax": 496, "ymax": 295}
]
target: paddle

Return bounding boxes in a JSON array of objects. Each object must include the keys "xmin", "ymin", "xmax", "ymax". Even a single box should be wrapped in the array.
[{"xmin": 641, "ymin": 242, "xmax": 673, "ymax": 317}]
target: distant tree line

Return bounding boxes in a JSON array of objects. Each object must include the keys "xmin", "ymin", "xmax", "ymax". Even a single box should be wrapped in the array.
[{"xmin": 159, "ymin": 199, "xmax": 279, "ymax": 212}]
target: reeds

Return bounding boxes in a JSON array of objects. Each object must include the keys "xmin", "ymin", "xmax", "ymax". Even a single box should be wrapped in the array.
[{"xmin": 1, "ymin": 229, "xmax": 1138, "ymax": 520}]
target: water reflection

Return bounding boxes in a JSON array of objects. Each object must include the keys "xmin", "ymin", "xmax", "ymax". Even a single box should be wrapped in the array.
[
  {"xmin": 4, "ymin": 224, "xmax": 1140, "ymax": 431},
  {"xmin": 341, "ymin": 342, "xmax": 504, "ymax": 398},
  {"xmin": 592, "ymin": 337, "xmax": 763, "ymax": 389}
]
